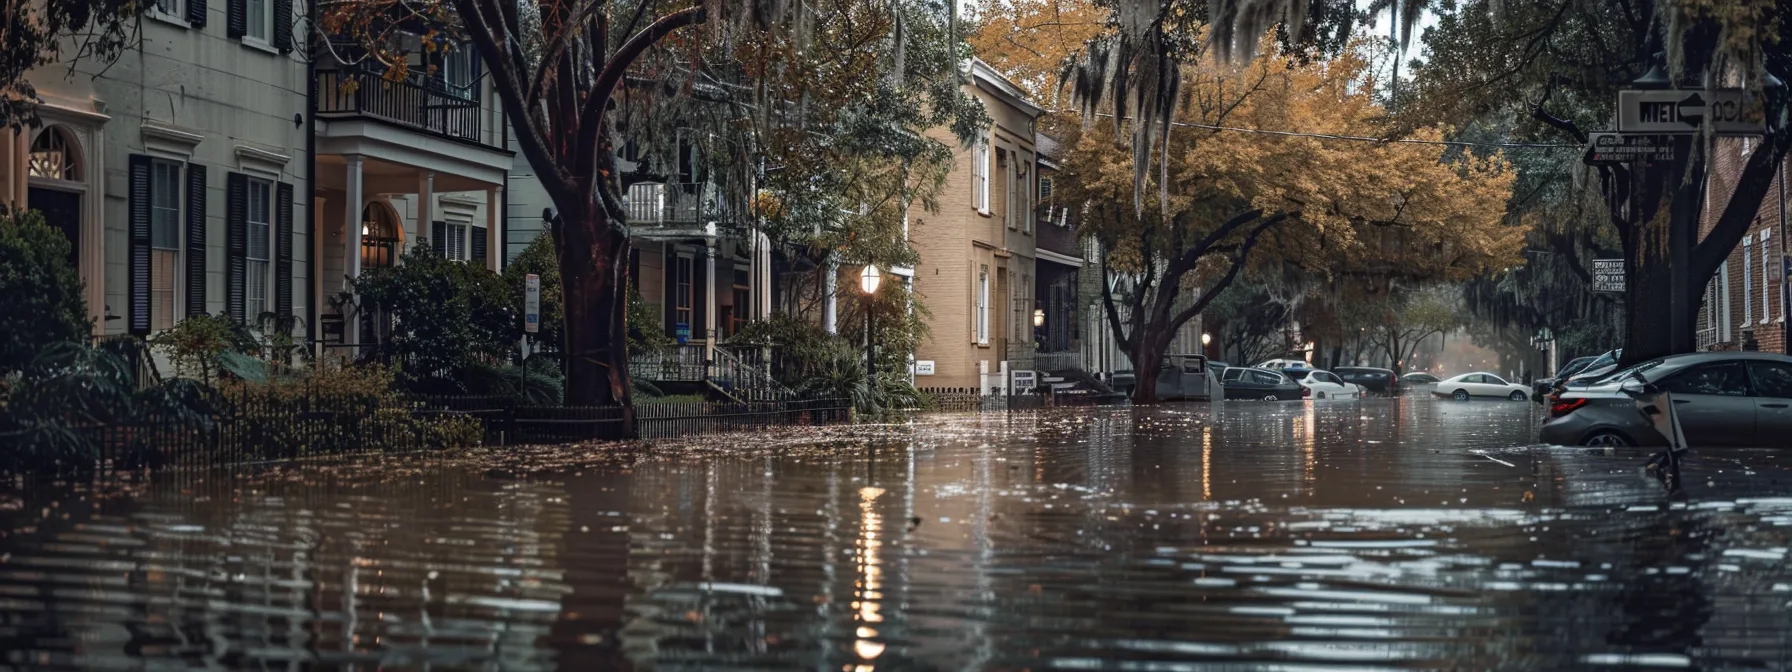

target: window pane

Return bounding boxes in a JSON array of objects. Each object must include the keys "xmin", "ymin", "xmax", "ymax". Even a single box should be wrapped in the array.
[
  {"xmin": 1749, "ymin": 361, "xmax": 1792, "ymax": 398},
  {"xmin": 247, "ymin": 259, "xmax": 268, "ymax": 318},
  {"xmin": 151, "ymin": 162, "xmax": 180, "ymax": 250},
  {"xmin": 246, "ymin": 0, "xmax": 267, "ymax": 39},
  {"xmin": 1662, "ymin": 361, "xmax": 1751, "ymax": 397},
  {"xmin": 152, "ymin": 250, "xmax": 177, "ymax": 331}
]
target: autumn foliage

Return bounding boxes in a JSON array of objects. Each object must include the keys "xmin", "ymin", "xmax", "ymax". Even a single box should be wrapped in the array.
[{"xmin": 1050, "ymin": 36, "xmax": 1521, "ymax": 401}]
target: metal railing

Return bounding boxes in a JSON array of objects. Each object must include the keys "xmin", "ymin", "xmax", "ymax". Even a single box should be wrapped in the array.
[
  {"xmin": 708, "ymin": 345, "xmax": 792, "ymax": 399},
  {"xmin": 1034, "ymin": 351, "xmax": 1084, "ymax": 372},
  {"xmin": 623, "ymin": 182, "xmax": 722, "ymax": 226},
  {"xmin": 316, "ymin": 67, "xmax": 485, "ymax": 145},
  {"xmin": 630, "ymin": 344, "xmax": 710, "ymax": 382}
]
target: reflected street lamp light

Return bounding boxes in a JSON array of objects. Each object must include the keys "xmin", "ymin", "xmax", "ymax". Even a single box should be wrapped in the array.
[{"xmin": 861, "ymin": 265, "xmax": 881, "ymax": 379}]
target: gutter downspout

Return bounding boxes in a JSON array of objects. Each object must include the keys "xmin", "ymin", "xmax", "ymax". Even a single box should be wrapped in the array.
[
  {"xmin": 1780, "ymin": 157, "xmax": 1788, "ymax": 352},
  {"xmin": 305, "ymin": 0, "xmax": 319, "ymax": 352}
]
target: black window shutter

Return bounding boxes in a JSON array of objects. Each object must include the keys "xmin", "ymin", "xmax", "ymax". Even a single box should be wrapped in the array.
[
  {"xmin": 272, "ymin": 0, "xmax": 292, "ymax": 51},
  {"xmin": 275, "ymin": 182, "xmax": 294, "ymax": 318},
  {"xmin": 226, "ymin": 172, "xmax": 248, "ymax": 323},
  {"xmin": 471, "ymin": 226, "xmax": 488, "ymax": 266},
  {"xmin": 432, "ymin": 221, "xmax": 447, "ymax": 256},
  {"xmin": 186, "ymin": 0, "xmax": 207, "ymax": 28},
  {"xmin": 663, "ymin": 249, "xmax": 676, "ymax": 336},
  {"xmin": 128, "ymin": 155, "xmax": 152, "ymax": 336},
  {"xmin": 694, "ymin": 250, "xmax": 708, "ymax": 340},
  {"xmin": 185, "ymin": 164, "xmax": 208, "ymax": 317},
  {"xmin": 226, "ymin": 0, "xmax": 245, "ymax": 38}
]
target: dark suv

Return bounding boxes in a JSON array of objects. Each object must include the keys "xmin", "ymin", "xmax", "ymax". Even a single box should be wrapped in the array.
[{"xmin": 1334, "ymin": 367, "xmax": 1398, "ymax": 396}]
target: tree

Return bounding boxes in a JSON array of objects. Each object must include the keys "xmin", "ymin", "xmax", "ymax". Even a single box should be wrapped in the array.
[
  {"xmin": 0, "ymin": 209, "xmax": 91, "ymax": 375},
  {"xmin": 1, "ymin": 0, "xmax": 142, "ymax": 128},
  {"xmin": 1054, "ymin": 36, "xmax": 1517, "ymax": 402},
  {"xmin": 325, "ymin": 0, "xmax": 978, "ymax": 414},
  {"xmin": 352, "ymin": 247, "xmax": 515, "ymax": 390},
  {"xmin": 969, "ymin": 0, "xmax": 1107, "ymax": 105},
  {"xmin": 1357, "ymin": 285, "xmax": 1460, "ymax": 374}
]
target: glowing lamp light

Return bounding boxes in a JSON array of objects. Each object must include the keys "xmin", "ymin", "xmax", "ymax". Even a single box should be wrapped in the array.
[
  {"xmin": 1201, "ymin": 333, "xmax": 1212, "ymax": 346},
  {"xmin": 860, "ymin": 265, "xmax": 881, "ymax": 295},
  {"xmin": 1033, "ymin": 308, "xmax": 1045, "ymax": 327}
]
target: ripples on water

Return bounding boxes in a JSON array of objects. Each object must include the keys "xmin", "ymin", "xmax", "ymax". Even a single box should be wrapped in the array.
[{"xmin": 1, "ymin": 398, "xmax": 1790, "ymax": 670}]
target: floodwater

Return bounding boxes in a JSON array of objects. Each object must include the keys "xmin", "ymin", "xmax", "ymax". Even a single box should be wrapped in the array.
[{"xmin": 3, "ymin": 397, "xmax": 1792, "ymax": 671}]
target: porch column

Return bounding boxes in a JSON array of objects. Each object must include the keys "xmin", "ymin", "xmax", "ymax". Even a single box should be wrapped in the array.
[
  {"xmin": 756, "ymin": 231, "xmax": 773, "ymax": 320},
  {"xmin": 705, "ymin": 240, "xmax": 718, "ymax": 352},
  {"xmin": 416, "ymin": 170, "xmax": 434, "ymax": 253},
  {"xmin": 0, "ymin": 131, "xmax": 18, "ymax": 207},
  {"xmin": 823, "ymin": 255, "xmax": 838, "ymax": 334},
  {"xmin": 343, "ymin": 155, "xmax": 363, "ymax": 347},
  {"xmin": 486, "ymin": 186, "xmax": 501, "ymax": 271}
]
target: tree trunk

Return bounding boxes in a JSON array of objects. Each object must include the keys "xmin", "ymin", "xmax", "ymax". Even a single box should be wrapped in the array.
[
  {"xmin": 559, "ymin": 208, "xmax": 635, "ymax": 419},
  {"xmin": 1130, "ymin": 333, "xmax": 1167, "ymax": 404}
]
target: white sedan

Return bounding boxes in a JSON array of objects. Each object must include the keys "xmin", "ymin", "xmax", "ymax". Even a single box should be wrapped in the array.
[
  {"xmin": 1288, "ymin": 369, "xmax": 1363, "ymax": 400},
  {"xmin": 1434, "ymin": 372, "xmax": 1532, "ymax": 401}
]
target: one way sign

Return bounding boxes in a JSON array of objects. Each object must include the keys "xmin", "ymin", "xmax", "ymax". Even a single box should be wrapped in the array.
[{"xmin": 1619, "ymin": 89, "xmax": 1765, "ymax": 134}]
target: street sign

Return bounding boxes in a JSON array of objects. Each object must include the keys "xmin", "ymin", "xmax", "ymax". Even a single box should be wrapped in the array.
[
  {"xmin": 524, "ymin": 274, "xmax": 540, "ymax": 334},
  {"xmin": 1618, "ymin": 89, "xmax": 1765, "ymax": 134},
  {"xmin": 1585, "ymin": 133, "xmax": 1680, "ymax": 164},
  {"xmin": 675, "ymin": 323, "xmax": 690, "ymax": 344},
  {"xmin": 1012, "ymin": 370, "xmax": 1037, "ymax": 390},
  {"xmin": 914, "ymin": 360, "xmax": 936, "ymax": 376},
  {"xmin": 1593, "ymin": 259, "xmax": 1625, "ymax": 293}
]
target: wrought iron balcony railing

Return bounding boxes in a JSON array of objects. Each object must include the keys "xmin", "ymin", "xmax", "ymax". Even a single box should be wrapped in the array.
[{"xmin": 317, "ymin": 66, "xmax": 487, "ymax": 146}]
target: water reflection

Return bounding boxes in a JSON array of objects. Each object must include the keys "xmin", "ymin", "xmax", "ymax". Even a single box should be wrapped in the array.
[{"xmin": 1, "ymin": 399, "xmax": 1790, "ymax": 670}]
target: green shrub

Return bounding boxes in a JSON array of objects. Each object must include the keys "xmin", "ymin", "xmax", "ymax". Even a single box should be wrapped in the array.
[
  {"xmin": 216, "ymin": 364, "xmax": 484, "ymax": 458},
  {"xmin": 502, "ymin": 233, "xmax": 564, "ymax": 351},
  {"xmin": 150, "ymin": 314, "xmax": 254, "ymax": 382},
  {"xmin": 354, "ymin": 247, "xmax": 516, "ymax": 386},
  {"xmin": 0, "ymin": 209, "xmax": 91, "ymax": 376}
]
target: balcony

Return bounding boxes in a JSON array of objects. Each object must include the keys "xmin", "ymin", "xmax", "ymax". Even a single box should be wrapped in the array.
[
  {"xmin": 317, "ymin": 66, "xmax": 487, "ymax": 147},
  {"xmin": 624, "ymin": 182, "xmax": 730, "ymax": 232}
]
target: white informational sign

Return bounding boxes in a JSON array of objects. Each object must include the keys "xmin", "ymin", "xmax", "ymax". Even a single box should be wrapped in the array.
[
  {"xmin": 1618, "ymin": 89, "xmax": 1764, "ymax": 134},
  {"xmin": 1585, "ymin": 133, "xmax": 1679, "ymax": 164},
  {"xmin": 913, "ymin": 360, "xmax": 936, "ymax": 376},
  {"xmin": 1593, "ymin": 259, "xmax": 1625, "ymax": 293},
  {"xmin": 1012, "ymin": 370, "xmax": 1037, "ymax": 390},
  {"xmin": 524, "ymin": 274, "xmax": 541, "ymax": 333}
]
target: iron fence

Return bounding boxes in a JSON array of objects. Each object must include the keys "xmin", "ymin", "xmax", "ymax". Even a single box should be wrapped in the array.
[
  {"xmin": 1, "ymin": 390, "xmax": 851, "ymax": 476},
  {"xmin": 316, "ymin": 67, "xmax": 485, "ymax": 144}
]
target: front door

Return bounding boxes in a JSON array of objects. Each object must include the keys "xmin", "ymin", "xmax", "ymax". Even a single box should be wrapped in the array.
[
  {"xmin": 1658, "ymin": 360, "xmax": 1758, "ymax": 447},
  {"xmin": 27, "ymin": 187, "xmax": 81, "ymax": 269}
]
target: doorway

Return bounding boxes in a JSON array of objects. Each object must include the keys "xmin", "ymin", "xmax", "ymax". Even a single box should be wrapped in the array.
[{"xmin": 27, "ymin": 187, "xmax": 81, "ymax": 269}]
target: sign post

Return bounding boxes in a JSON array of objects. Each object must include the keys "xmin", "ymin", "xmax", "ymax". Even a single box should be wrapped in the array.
[
  {"xmin": 1593, "ymin": 259, "xmax": 1625, "ymax": 294},
  {"xmin": 524, "ymin": 274, "xmax": 541, "ymax": 334}
]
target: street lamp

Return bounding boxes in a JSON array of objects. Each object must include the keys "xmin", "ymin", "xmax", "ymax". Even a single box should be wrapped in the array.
[
  {"xmin": 860, "ymin": 265, "xmax": 881, "ymax": 379},
  {"xmin": 1033, "ymin": 308, "xmax": 1045, "ymax": 328},
  {"xmin": 1200, "ymin": 333, "xmax": 1211, "ymax": 346}
]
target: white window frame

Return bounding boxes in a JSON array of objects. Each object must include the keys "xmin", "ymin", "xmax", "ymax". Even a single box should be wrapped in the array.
[
  {"xmin": 1721, "ymin": 261, "xmax": 1732, "ymax": 342},
  {"xmin": 444, "ymin": 220, "xmax": 471, "ymax": 262},
  {"xmin": 1018, "ymin": 160, "xmax": 1031, "ymax": 233},
  {"xmin": 1744, "ymin": 237, "xmax": 1754, "ymax": 324},
  {"xmin": 245, "ymin": 177, "xmax": 273, "ymax": 320},
  {"xmin": 150, "ymin": 159, "xmax": 183, "ymax": 331},
  {"xmin": 149, "ymin": 0, "xmax": 187, "ymax": 26},
  {"xmin": 971, "ymin": 140, "xmax": 990, "ymax": 214},
  {"xmin": 976, "ymin": 267, "xmax": 990, "ymax": 345},
  {"xmin": 1763, "ymin": 230, "xmax": 1774, "ymax": 323},
  {"xmin": 244, "ymin": 0, "xmax": 272, "ymax": 44}
]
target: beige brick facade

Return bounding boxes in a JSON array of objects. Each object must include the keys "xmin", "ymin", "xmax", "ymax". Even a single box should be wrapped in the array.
[{"xmin": 910, "ymin": 62, "xmax": 1042, "ymax": 389}]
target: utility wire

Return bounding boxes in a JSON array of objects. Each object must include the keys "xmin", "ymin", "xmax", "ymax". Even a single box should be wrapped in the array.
[{"xmin": 1074, "ymin": 111, "xmax": 1580, "ymax": 149}]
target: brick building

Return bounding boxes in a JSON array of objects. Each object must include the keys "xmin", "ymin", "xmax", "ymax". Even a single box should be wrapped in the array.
[{"xmin": 1697, "ymin": 138, "xmax": 1789, "ymax": 354}]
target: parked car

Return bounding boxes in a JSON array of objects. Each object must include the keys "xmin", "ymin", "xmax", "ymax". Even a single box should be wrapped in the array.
[
  {"xmin": 1533, "ymin": 355, "xmax": 1600, "ymax": 396},
  {"xmin": 1539, "ymin": 352, "xmax": 1792, "ymax": 447},
  {"xmin": 1434, "ymin": 372, "xmax": 1532, "ymax": 401},
  {"xmin": 1558, "ymin": 349, "xmax": 1624, "ymax": 392},
  {"xmin": 1221, "ymin": 367, "xmax": 1304, "ymax": 401},
  {"xmin": 1255, "ymin": 358, "xmax": 1311, "ymax": 372},
  {"xmin": 1401, "ymin": 371, "xmax": 1441, "ymax": 385},
  {"xmin": 1335, "ymin": 367, "xmax": 1398, "ymax": 396},
  {"xmin": 1286, "ymin": 369, "xmax": 1363, "ymax": 400}
]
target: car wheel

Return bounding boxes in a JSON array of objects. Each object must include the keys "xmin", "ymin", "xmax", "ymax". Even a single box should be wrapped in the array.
[
  {"xmin": 1261, "ymin": 394, "xmax": 1279, "ymax": 401},
  {"xmin": 1509, "ymin": 391, "xmax": 1527, "ymax": 401},
  {"xmin": 1581, "ymin": 431, "xmax": 1633, "ymax": 448},
  {"xmin": 1451, "ymin": 389, "xmax": 1470, "ymax": 402}
]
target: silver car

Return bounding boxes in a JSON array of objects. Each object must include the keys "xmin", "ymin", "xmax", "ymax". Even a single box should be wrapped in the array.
[{"xmin": 1538, "ymin": 352, "xmax": 1792, "ymax": 448}]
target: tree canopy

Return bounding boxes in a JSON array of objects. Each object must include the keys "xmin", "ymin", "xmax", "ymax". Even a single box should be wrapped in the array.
[{"xmin": 1, "ymin": 0, "xmax": 142, "ymax": 129}]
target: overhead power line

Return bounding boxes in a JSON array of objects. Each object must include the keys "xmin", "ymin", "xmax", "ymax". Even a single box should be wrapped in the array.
[{"xmin": 1072, "ymin": 111, "xmax": 1579, "ymax": 150}]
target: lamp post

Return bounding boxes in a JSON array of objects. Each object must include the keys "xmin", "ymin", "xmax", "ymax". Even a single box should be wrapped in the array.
[{"xmin": 861, "ymin": 265, "xmax": 882, "ymax": 379}]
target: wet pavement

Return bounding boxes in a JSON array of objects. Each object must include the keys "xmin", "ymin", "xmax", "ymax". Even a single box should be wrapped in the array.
[{"xmin": 3, "ymin": 396, "xmax": 1792, "ymax": 670}]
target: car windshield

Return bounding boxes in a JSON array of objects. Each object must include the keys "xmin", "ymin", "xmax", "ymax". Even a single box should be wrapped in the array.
[{"xmin": 1594, "ymin": 358, "xmax": 1670, "ymax": 384}]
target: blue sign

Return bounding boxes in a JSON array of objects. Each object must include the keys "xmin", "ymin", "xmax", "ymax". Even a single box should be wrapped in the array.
[{"xmin": 675, "ymin": 322, "xmax": 691, "ymax": 345}]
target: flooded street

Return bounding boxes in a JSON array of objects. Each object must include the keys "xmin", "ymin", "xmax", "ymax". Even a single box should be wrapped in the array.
[{"xmin": 3, "ymin": 397, "xmax": 1792, "ymax": 670}]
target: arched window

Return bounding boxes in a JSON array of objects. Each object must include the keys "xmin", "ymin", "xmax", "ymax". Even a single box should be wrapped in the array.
[
  {"xmin": 28, "ymin": 127, "xmax": 80, "ymax": 181},
  {"xmin": 360, "ymin": 203, "xmax": 401, "ymax": 269}
]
